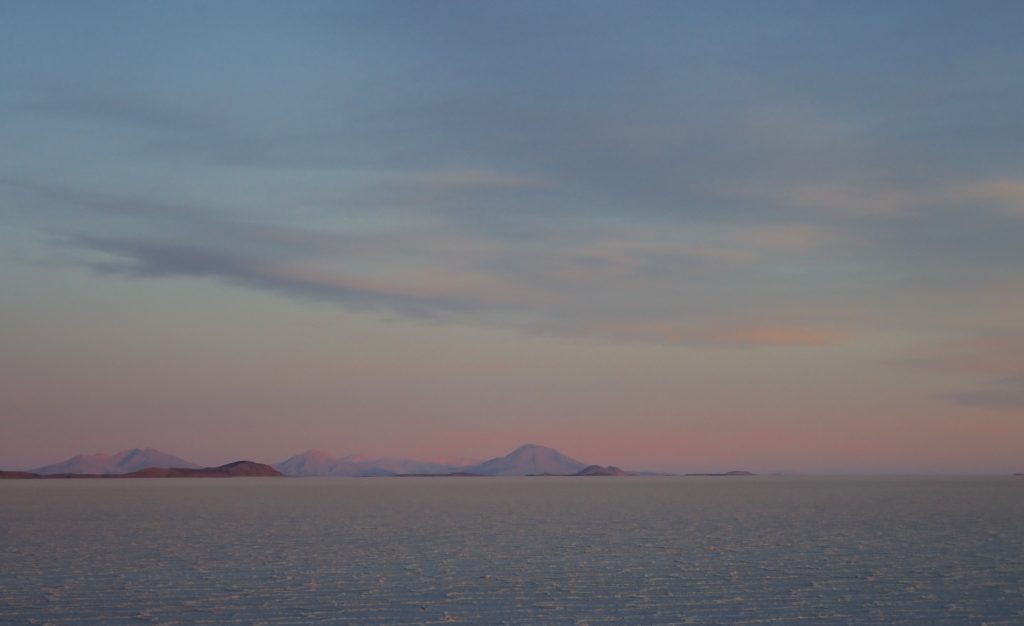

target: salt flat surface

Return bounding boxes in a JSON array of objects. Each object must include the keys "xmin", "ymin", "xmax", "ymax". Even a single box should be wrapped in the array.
[{"xmin": 1, "ymin": 477, "xmax": 1022, "ymax": 625}]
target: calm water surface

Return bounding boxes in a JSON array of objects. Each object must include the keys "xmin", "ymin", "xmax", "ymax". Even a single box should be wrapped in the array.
[{"xmin": 1, "ymin": 476, "xmax": 1022, "ymax": 625}]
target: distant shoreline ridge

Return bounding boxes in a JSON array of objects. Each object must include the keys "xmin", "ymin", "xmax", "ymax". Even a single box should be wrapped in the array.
[
  {"xmin": 2, "ymin": 444, "xmax": 765, "ymax": 479},
  {"xmin": 0, "ymin": 460, "xmax": 281, "ymax": 479}
]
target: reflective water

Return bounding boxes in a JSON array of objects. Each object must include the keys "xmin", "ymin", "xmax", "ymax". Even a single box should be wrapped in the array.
[{"xmin": 2, "ymin": 476, "xmax": 1022, "ymax": 624}]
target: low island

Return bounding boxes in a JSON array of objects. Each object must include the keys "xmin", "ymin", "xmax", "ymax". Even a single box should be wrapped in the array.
[{"xmin": 0, "ymin": 460, "xmax": 281, "ymax": 479}]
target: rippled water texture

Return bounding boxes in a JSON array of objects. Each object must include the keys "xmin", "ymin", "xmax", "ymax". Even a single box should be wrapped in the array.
[{"xmin": 2, "ymin": 477, "xmax": 1023, "ymax": 624}]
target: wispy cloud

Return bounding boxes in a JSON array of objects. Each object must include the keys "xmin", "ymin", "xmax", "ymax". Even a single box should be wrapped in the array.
[
  {"xmin": 901, "ymin": 332, "xmax": 1024, "ymax": 376},
  {"xmin": 948, "ymin": 179, "xmax": 1024, "ymax": 218},
  {"xmin": 0, "ymin": 176, "xmax": 203, "ymax": 219},
  {"xmin": 592, "ymin": 320, "xmax": 847, "ymax": 349},
  {"xmin": 941, "ymin": 375, "xmax": 1024, "ymax": 410},
  {"xmin": 398, "ymin": 170, "xmax": 549, "ymax": 189},
  {"xmin": 5, "ymin": 87, "xmax": 214, "ymax": 133},
  {"xmin": 902, "ymin": 333, "xmax": 1024, "ymax": 410},
  {"xmin": 9, "ymin": 171, "xmax": 860, "ymax": 350},
  {"xmin": 75, "ymin": 235, "xmax": 481, "ymax": 320},
  {"xmin": 750, "ymin": 177, "xmax": 1024, "ymax": 219},
  {"xmin": 60, "ymin": 216, "xmax": 851, "ymax": 350},
  {"xmin": 706, "ymin": 326, "xmax": 847, "ymax": 348}
]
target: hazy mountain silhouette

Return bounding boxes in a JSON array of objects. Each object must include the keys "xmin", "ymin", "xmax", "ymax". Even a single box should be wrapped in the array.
[
  {"xmin": 27, "ymin": 444, "xmax": 625, "ymax": 478},
  {"xmin": 466, "ymin": 444, "xmax": 587, "ymax": 476},
  {"xmin": 33, "ymin": 448, "xmax": 199, "ymax": 475},
  {"xmin": 276, "ymin": 445, "xmax": 588, "ymax": 477},
  {"xmin": 276, "ymin": 450, "xmax": 359, "ymax": 476},
  {"xmin": 275, "ymin": 450, "xmax": 461, "ymax": 476},
  {"xmin": 352, "ymin": 457, "xmax": 462, "ymax": 476}
]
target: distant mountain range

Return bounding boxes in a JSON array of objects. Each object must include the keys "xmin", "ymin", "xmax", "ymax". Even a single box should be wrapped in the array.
[
  {"xmin": 17, "ymin": 444, "xmax": 761, "ymax": 478},
  {"xmin": 275, "ymin": 450, "xmax": 466, "ymax": 477},
  {"xmin": 275, "ymin": 444, "xmax": 588, "ymax": 477},
  {"xmin": 32, "ymin": 448, "xmax": 199, "ymax": 475}
]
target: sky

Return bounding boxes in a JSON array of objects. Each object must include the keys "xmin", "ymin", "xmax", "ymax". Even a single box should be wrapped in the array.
[{"xmin": 1, "ymin": 1, "xmax": 1023, "ymax": 472}]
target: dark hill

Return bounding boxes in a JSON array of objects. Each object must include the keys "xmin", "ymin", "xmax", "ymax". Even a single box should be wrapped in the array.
[
  {"xmin": 0, "ymin": 461, "xmax": 282, "ymax": 479},
  {"xmin": 0, "ymin": 470, "xmax": 40, "ymax": 479},
  {"xmin": 574, "ymin": 465, "xmax": 630, "ymax": 476},
  {"xmin": 121, "ymin": 460, "xmax": 282, "ymax": 478}
]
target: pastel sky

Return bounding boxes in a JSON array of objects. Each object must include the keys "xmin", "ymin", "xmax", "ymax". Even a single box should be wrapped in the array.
[{"xmin": 2, "ymin": 1, "xmax": 1023, "ymax": 472}]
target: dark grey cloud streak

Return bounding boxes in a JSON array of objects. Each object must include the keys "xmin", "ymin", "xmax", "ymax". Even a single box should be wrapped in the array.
[
  {"xmin": 942, "ymin": 376, "xmax": 1024, "ymax": 410},
  {"xmin": 74, "ymin": 235, "xmax": 485, "ymax": 321}
]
